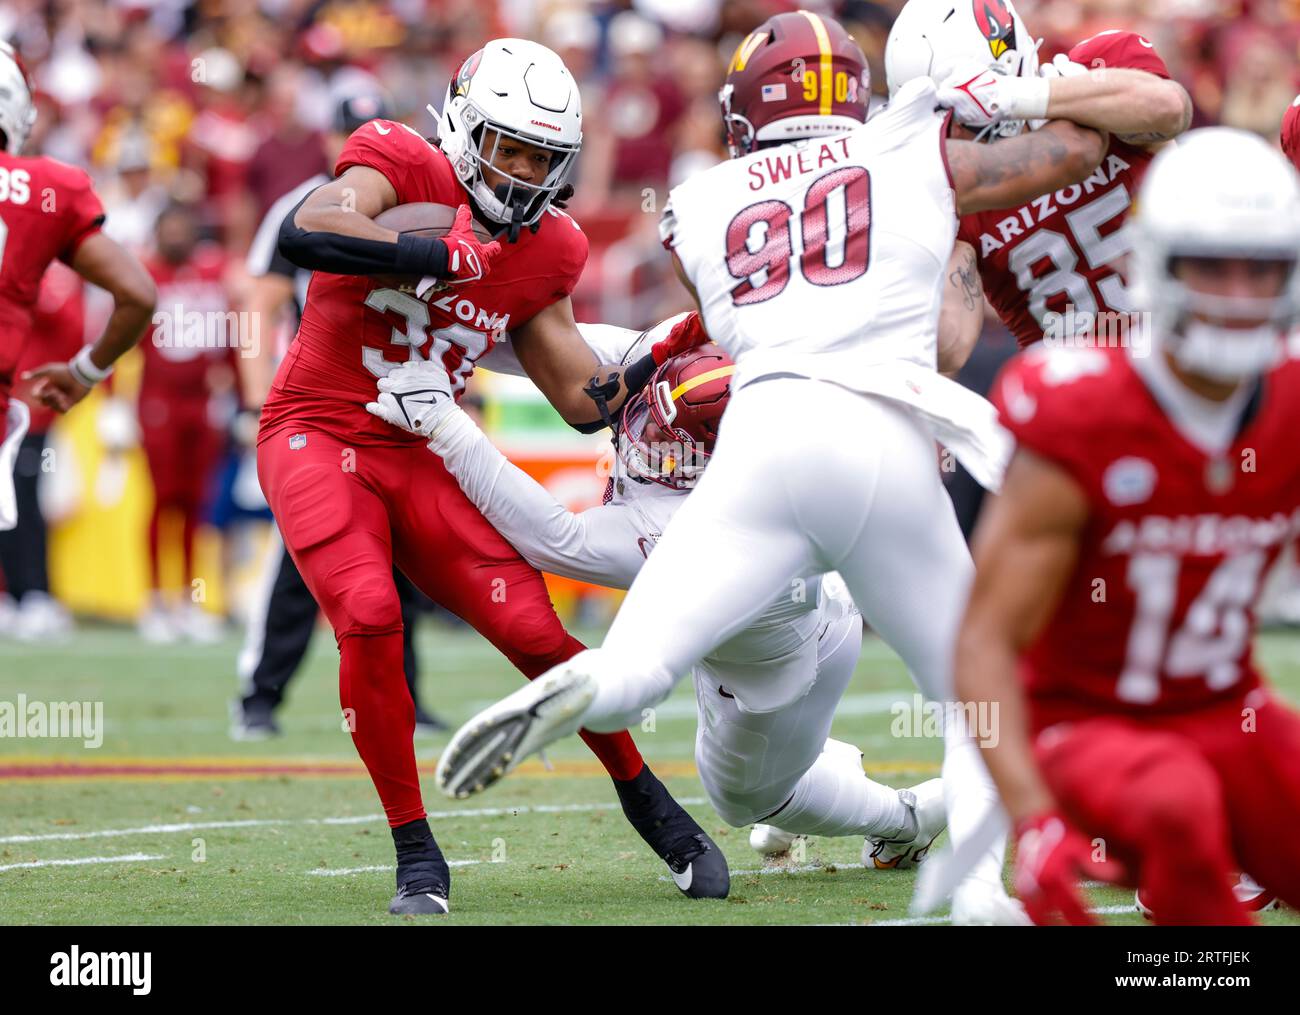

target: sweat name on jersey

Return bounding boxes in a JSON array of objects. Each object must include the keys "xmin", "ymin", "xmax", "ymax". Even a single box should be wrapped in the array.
[{"xmin": 744, "ymin": 137, "xmax": 854, "ymax": 191}]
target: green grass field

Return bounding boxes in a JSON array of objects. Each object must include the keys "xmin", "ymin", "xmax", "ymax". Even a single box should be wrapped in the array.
[{"xmin": 2, "ymin": 623, "xmax": 1297, "ymax": 926}]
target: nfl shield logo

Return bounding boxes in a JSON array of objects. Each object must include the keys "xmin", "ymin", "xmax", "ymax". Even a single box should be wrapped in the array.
[
  {"xmin": 289, "ymin": 433, "xmax": 307, "ymax": 450},
  {"xmin": 1205, "ymin": 458, "xmax": 1234, "ymax": 494}
]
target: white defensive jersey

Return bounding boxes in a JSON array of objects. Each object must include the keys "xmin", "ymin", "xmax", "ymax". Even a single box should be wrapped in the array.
[
  {"xmin": 436, "ymin": 318, "xmax": 833, "ymax": 712},
  {"xmin": 661, "ymin": 78, "xmax": 957, "ymax": 389}
]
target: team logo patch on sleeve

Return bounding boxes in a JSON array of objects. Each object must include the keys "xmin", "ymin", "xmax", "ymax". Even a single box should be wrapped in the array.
[{"xmin": 1103, "ymin": 456, "xmax": 1156, "ymax": 506}]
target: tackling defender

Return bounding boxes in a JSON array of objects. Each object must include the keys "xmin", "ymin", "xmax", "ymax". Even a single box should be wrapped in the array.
[
  {"xmin": 957, "ymin": 129, "xmax": 1300, "ymax": 925},
  {"xmin": 433, "ymin": 10, "xmax": 1106, "ymax": 924},
  {"xmin": 261, "ymin": 38, "xmax": 725, "ymax": 914},
  {"xmin": 369, "ymin": 317, "xmax": 948, "ymax": 872}
]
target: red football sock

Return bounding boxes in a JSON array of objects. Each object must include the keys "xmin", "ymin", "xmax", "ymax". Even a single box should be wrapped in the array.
[
  {"xmin": 578, "ymin": 728, "xmax": 645, "ymax": 782},
  {"xmin": 518, "ymin": 631, "xmax": 645, "ymax": 782},
  {"xmin": 339, "ymin": 631, "xmax": 424, "ymax": 827}
]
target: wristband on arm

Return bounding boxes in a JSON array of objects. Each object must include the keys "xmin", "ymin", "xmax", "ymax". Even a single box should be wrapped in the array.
[{"xmin": 69, "ymin": 346, "xmax": 113, "ymax": 388}]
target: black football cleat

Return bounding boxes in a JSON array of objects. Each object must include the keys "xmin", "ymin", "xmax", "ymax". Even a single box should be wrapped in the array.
[
  {"xmin": 388, "ymin": 818, "xmax": 451, "ymax": 916},
  {"xmin": 389, "ymin": 886, "xmax": 449, "ymax": 915},
  {"xmin": 228, "ymin": 697, "xmax": 281, "ymax": 741},
  {"xmin": 614, "ymin": 765, "xmax": 730, "ymax": 899}
]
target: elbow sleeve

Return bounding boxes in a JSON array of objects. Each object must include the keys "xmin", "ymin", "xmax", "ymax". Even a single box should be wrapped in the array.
[{"xmin": 277, "ymin": 197, "xmax": 448, "ymax": 278}]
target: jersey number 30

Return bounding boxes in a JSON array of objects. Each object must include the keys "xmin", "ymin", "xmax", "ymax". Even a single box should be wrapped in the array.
[{"xmin": 725, "ymin": 167, "xmax": 871, "ymax": 306}]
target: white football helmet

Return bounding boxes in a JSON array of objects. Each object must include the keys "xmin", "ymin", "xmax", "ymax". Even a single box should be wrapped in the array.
[
  {"xmin": 885, "ymin": 0, "xmax": 1040, "ymax": 140},
  {"xmin": 0, "ymin": 41, "xmax": 35, "ymax": 155},
  {"xmin": 431, "ymin": 39, "xmax": 582, "ymax": 238},
  {"xmin": 1129, "ymin": 128, "xmax": 1300, "ymax": 382}
]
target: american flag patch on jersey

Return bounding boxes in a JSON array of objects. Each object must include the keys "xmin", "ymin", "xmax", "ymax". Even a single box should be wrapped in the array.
[{"xmin": 761, "ymin": 83, "xmax": 787, "ymax": 102}]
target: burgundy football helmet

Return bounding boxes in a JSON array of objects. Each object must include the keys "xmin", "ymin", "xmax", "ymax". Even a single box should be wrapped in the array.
[
  {"xmin": 619, "ymin": 343, "xmax": 734, "ymax": 490},
  {"xmin": 720, "ymin": 11, "xmax": 870, "ymax": 158}
]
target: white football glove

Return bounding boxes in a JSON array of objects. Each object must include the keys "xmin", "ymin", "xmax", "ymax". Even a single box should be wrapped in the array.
[
  {"xmin": 937, "ymin": 61, "xmax": 1050, "ymax": 128},
  {"xmin": 365, "ymin": 359, "xmax": 457, "ymax": 438},
  {"xmin": 1038, "ymin": 53, "xmax": 1089, "ymax": 80}
]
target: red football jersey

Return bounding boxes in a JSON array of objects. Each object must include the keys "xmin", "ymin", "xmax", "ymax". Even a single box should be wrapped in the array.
[
  {"xmin": 17, "ymin": 261, "xmax": 86, "ymax": 433},
  {"xmin": 139, "ymin": 243, "xmax": 233, "ymax": 423},
  {"xmin": 260, "ymin": 120, "xmax": 589, "ymax": 446},
  {"xmin": 0, "ymin": 153, "xmax": 105, "ymax": 396},
  {"xmin": 958, "ymin": 31, "xmax": 1170, "ymax": 348},
  {"xmin": 993, "ymin": 344, "xmax": 1300, "ymax": 731}
]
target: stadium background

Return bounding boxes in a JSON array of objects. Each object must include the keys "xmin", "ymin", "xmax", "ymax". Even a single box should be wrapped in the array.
[
  {"xmin": 3, "ymin": 0, "xmax": 1300, "ymax": 928},
  {"xmin": 3, "ymin": 0, "xmax": 1299, "ymax": 631}
]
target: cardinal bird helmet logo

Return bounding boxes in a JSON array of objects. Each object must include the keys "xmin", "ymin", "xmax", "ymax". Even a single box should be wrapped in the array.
[{"xmin": 972, "ymin": 0, "xmax": 1017, "ymax": 59}]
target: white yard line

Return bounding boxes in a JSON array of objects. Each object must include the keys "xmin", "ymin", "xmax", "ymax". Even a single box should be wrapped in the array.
[
  {"xmin": 0, "ymin": 852, "xmax": 164, "ymax": 873},
  {"xmin": 306, "ymin": 860, "xmax": 482, "ymax": 877},
  {"xmin": 0, "ymin": 799, "xmax": 710, "ymax": 845}
]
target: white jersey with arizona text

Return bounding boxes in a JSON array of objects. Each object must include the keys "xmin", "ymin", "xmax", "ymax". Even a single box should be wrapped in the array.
[{"xmin": 661, "ymin": 78, "xmax": 957, "ymax": 390}]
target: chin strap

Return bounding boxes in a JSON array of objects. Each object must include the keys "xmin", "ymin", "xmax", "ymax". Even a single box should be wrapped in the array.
[
  {"xmin": 582, "ymin": 369, "xmax": 623, "ymax": 432},
  {"xmin": 494, "ymin": 183, "xmax": 528, "ymax": 244}
]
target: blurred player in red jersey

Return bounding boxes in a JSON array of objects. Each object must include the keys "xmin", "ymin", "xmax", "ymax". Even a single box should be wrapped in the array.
[
  {"xmin": 136, "ymin": 202, "xmax": 238, "ymax": 645},
  {"xmin": 887, "ymin": 0, "xmax": 1192, "ymax": 356},
  {"xmin": 885, "ymin": 0, "xmax": 1194, "ymax": 921},
  {"xmin": 957, "ymin": 129, "xmax": 1300, "ymax": 925},
  {"xmin": 0, "ymin": 261, "xmax": 83, "ymax": 639},
  {"xmin": 0, "ymin": 41, "xmax": 155, "ymax": 533},
  {"xmin": 263, "ymin": 38, "xmax": 725, "ymax": 914}
]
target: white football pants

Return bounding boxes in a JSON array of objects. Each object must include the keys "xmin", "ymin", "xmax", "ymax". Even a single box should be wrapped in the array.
[
  {"xmin": 575, "ymin": 376, "xmax": 1006, "ymax": 885},
  {"xmin": 693, "ymin": 585, "xmax": 867, "ymax": 827}
]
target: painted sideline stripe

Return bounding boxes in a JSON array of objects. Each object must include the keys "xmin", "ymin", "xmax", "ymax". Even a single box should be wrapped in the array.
[
  {"xmin": 0, "ymin": 853, "xmax": 164, "ymax": 874},
  {"xmin": 0, "ymin": 799, "xmax": 709, "ymax": 845},
  {"xmin": 0, "ymin": 754, "xmax": 938, "ymax": 782}
]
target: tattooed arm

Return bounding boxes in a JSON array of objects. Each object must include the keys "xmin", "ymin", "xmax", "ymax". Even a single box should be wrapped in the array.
[
  {"xmin": 946, "ymin": 120, "xmax": 1108, "ymax": 216},
  {"xmin": 937, "ymin": 241, "xmax": 983, "ymax": 378},
  {"xmin": 1048, "ymin": 70, "xmax": 1191, "ymax": 148}
]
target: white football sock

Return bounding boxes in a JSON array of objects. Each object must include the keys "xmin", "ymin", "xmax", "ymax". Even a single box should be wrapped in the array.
[
  {"xmin": 766, "ymin": 739, "xmax": 909, "ymax": 839},
  {"xmin": 942, "ymin": 704, "xmax": 1009, "ymax": 892}
]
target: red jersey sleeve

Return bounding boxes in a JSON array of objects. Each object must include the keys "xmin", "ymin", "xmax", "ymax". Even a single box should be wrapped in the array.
[
  {"xmin": 54, "ymin": 165, "xmax": 106, "ymax": 263},
  {"xmin": 1068, "ymin": 30, "xmax": 1171, "ymax": 79},
  {"xmin": 991, "ymin": 346, "xmax": 1118, "ymax": 494},
  {"xmin": 543, "ymin": 207, "xmax": 588, "ymax": 300},
  {"xmin": 334, "ymin": 120, "xmax": 456, "ymax": 205}
]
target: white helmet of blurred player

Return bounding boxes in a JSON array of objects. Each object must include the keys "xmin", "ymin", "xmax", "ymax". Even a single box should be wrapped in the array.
[
  {"xmin": 885, "ymin": 0, "xmax": 1040, "ymax": 140},
  {"xmin": 0, "ymin": 41, "xmax": 36, "ymax": 155},
  {"xmin": 432, "ymin": 39, "xmax": 582, "ymax": 238},
  {"xmin": 1129, "ymin": 127, "xmax": 1300, "ymax": 382}
]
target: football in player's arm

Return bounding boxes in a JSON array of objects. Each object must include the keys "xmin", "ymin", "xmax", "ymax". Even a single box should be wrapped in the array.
[{"xmin": 277, "ymin": 142, "xmax": 664, "ymax": 432}]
